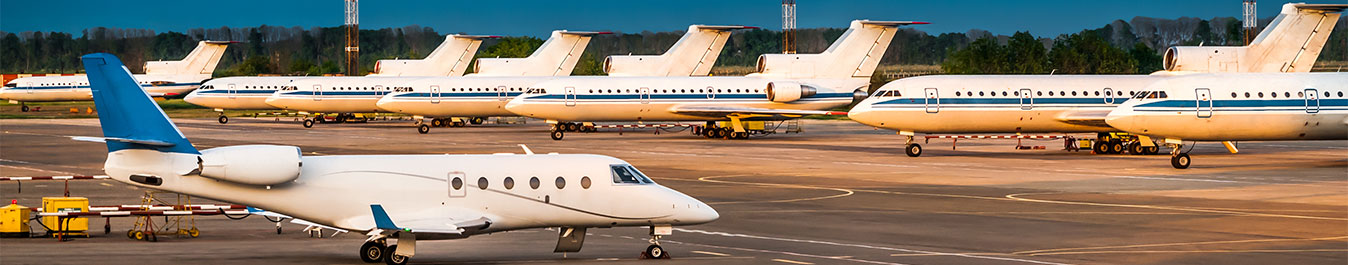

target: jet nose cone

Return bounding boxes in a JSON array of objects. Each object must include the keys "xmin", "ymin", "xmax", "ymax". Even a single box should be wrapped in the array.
[
  {"xmin": 679, "ymin": 200, "xmax": 719, "ymax": 225},
  {"xmin": 374, "ymin": 94, "xmax": 397, "ymax": 111},
  {"xmin": 183, "ymin": 91, "xmax": 202, "ymax": 104},
  {"xmin": 263, "ymin": 96, "xmax": 284, "ymax": 108}
]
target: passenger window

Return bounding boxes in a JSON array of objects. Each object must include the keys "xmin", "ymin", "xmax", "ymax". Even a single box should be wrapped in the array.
[
  {"xmin": 530, "ymin": 177, "xmax": 540, "ymax": 189},
  {"xmin": 555, "ymin": 177, "xmax": 566, "ymax": 189},
  {"xmin": 451, "ymin": 177, "xmax": 463, "ymax": 190},
  {"xmin": 1231, "ymin": 92, "xmax": 1238, "ymax": 98},
  {"xmin": 581, "ymin": 176, "xmax": 591, "ymax": 189},
  {"xmin": 478, "ymin": 177, "xmax": 488, "ymax": 190},
  {"xmin": 504, "ymin": 177, "xmax": 515, "ymax": 190}
]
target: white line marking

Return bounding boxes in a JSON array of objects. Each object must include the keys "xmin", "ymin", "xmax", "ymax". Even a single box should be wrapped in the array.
[
  {"xmin": 692, "ymin": 250, "xmax": 730, "ymax": 256},
  {"xmin": 676, "ymin": 228, "xmax": 1070, "ymax": 265},
  {"xmin": 1113, "ymin": 175, "xmax": 1245, "ymax": 184},
  {"xmin": 773, "ymin": 258, "xmax": 815, "ymax": 264}
]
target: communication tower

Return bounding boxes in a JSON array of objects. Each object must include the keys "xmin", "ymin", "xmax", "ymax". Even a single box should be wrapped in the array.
[
  {"xmin": 1243, "ymin": 0, "xmax": 1256, "ymax": 45},
  {"xmin": 782, "ymin": 0, "xmax": 796, "ymax": 54},
  {"xmin": 345, "ymin": 0, "xmax": 360, "ymax": 75}
]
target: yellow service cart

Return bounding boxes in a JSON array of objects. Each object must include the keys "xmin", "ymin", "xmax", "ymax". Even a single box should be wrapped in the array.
[
  {"xmin": 41, "ymin": 197, "xmax": 89, "ymax": 238},
  {"xmin": 1, "ymin": 200, "xmax": 31, "ymax": 238}
]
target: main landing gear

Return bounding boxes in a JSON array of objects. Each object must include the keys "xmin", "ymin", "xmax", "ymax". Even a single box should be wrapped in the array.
[
  {"xmin": 20, "ymin": 103, "xmax": 29, "ymax": 112},
  {"xmin": 359, "ymin": 235, "xmax": 409, "ymax": 265}
]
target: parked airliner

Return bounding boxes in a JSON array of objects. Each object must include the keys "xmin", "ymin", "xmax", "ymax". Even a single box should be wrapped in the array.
[
  {"xmin": 265, "ymin": 30, "xmax": 607, "ymax": 128},
  {"xmin": 505, "ymin": 20, "xmax": 923, "ymax": 140},
  {"xmin": 849, "ymin": 3, "xmax": 1345, "ymax": 157},
  {"xmin": 2, "ymin": 41, "xmax": 231, "ymax": 111},
  {"xmin": 81, "ymin": 53, "xmax": 717, "ymax": 265},
  {"xmin": 375, "ymin": 25, "xmax": 754, "ymax": 133},
  {"xmin": 1105, "ymin": 73, "xmax": 1347, "ymax": 168},
  {"xmin": 183, "ymin": 34, "xmax": 495, "ymax": 123}
]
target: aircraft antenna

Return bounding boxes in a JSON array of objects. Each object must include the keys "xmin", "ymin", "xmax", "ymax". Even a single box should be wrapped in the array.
[
  {"xmin": 345, "ymin": 0, "xmax": 360, "ymax": 76},
  {"xmin": 1243, "ymin": 0, "xmax": 1256, "ymax": 45},
  {"xmin": 782, "ymin": 0, "xmax": 796, "ymax": 54}
]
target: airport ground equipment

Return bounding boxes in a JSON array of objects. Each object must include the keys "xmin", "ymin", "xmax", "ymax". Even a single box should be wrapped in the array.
[
  {"xmin": 898, "ymin": 132, "xmax": 1160, "ymax": 157},
  {"xmin": 1, "ymin": 200, "xmax": 32, "ymax": 238},
  {"xmin": 544, "ymin": 120, "xmax": 801, "ymax": 140},
  {"xmin": 40, "ymin": 197, "xmax": 89, "ymax": 238}
]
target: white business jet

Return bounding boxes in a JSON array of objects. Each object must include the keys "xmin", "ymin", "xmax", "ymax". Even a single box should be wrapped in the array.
[
  {"xmin": 1105, "ymin": 72, "xmax": 1347, "ymax": 168},
  {"xmin": 2, "ymin": 41, "xmax": 231, "ymax": 111},
  {"xmin": 848, "ymin": 3, "xmax": 1346, "ymax": 157},
  {"xmin": 81, "ymin": 53, "xmax": 717, "ymax": 264},
  {"xmin": 505, "ymin": 20, "xmax": 923, "ymax": 140}
]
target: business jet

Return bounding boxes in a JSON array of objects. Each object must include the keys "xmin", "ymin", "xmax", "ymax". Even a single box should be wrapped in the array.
[
  {"xmin": 2, "ymin": 41, "xmax": 231, "ymax": 111},
  {"xmin": 81, "ymin": 53, "xmax": 718, "ymax": 264},
  {"xmin": 848, "ymin": 3, "xmax": 1345, "ymax": 157},
  {"xmin": 183, "ymin": 34, "xmax": 495, "ymax": 123},
  {"xmin": 375, "ymin": 25, "xmax": 755, "ymax": 133},
  {"xmin": 265, "ymin": 30, "xmax": 608, "ymax": 128},
  {"xmin": 505, "ymin": 20, "xmax": 923, "ymax": 140},
  {"xmin": 1104, "ymin": 73, "xmax": 1346, "ymax": 169}
]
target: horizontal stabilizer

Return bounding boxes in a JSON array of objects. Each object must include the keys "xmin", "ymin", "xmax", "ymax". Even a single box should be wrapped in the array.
[{"xmin": 1054, "ymin": 110, "xmax": 1113, "ymax": 128}]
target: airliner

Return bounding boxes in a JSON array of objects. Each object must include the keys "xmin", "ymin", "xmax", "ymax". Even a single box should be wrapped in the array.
[
  {"xmin": 183, "ymin": 34, "xmax": 496, "ymax": 123},
  {"xmin": 1105, "ymin": 72, "xmax": 1347, "ymax": 168},
  {"xmin": 505, "ymin": 20, "xmax": 922, "ymax": 140},
  {"xmin": 264, "ymin": 30, "xmax": 608, "ymax": 128},
  {"xmin": 848, "ymin": 3, "xmax": 1345, "ymax": 157},
  {"xmin": 81, "ymin": 53, "xmax": 718, "ymax": 264},
  {"xmin": 2, "ymin": 41, "xmax": 231, "ymax": 111},
  {"xmin": 375, "ymin": 25, "xmax": 754, "ymax": 133}
]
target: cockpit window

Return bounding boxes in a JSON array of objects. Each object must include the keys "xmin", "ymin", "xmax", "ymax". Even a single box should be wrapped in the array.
[
  {"xmin": 4, "ymin": 83, "xmax": 17, "ymax": 88},
  {"xmin": 611, "ymin": 164, "xmax": 654, "ymax": 184},
  {"xmin": 1132, "ymin": 91, "xmax": 1168, "ymax": 99}
]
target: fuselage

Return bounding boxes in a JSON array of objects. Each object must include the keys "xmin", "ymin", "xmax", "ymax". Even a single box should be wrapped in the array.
[
  {"xmin": 104, "ymin": 150, "xmax": 718, "ymax": 236},
  {"xmin": 849, "ymin": 74, "xmax": 1173, "ymax": 133},
  {"xmin": 375, "ymin": 77, "xmax": 549, "ymax": 117},
  {"xmin": 184, "ymin": 76, "xmax": 307, "ymax": 110},
  {"xmin": 504, "ymin": 76, "xmax": 866, "ymax": 122},
  {"xmin": 264, "ymin": 77, "xmax": 423, "ymax": 113},
  {"xmin": 1105, "ymin": 73, "xmax": 1348, "ymax": 141},
  {"xmin": 2, "ymin": 74, "xmax": 205, "ymax": 102}
]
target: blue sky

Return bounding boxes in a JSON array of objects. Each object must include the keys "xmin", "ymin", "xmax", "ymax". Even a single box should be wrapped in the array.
[{"xmin": 0, "ymin": 0, "xmax": 1330, "ymax": 38}]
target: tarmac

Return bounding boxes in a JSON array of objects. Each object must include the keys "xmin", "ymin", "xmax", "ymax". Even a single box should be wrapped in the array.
[{"xmin": 1, "ymin": 117, "xmax": 1345, "ymax": 265}]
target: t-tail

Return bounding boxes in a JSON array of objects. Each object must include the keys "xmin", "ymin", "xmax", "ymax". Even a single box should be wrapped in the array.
[
  {"xmin": 1164, "ymin": 3, "xmax": 1346, "ymax": 73},
  {"xmin": 604, "ymin": 25, "xmax": 755, "ymax": 77},
  {"xmin": 368, "ymin": 35, "xmax": 498, "ymax": 77},
  {"xmin": 84, "ymin": 53, "xmax": 199, "ymax": 155},
  {"xmin": 749, "ymin": 20, "xmax": 925, "ymax": 79},
  {"xmin": 142, "ymin": 41, "xmax": 233, "ymax": 76},
  {"xmin": 470, "ymin": 30, "xmax": 610, "ymax": 76}
]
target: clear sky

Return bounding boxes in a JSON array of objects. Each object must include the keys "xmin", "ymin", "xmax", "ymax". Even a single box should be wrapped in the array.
[{"xmin": 0, "ymin": 0, "xmax": 1333, "ymax": 38}]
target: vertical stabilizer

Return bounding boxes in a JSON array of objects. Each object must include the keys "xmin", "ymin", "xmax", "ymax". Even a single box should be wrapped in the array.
[
  {"xmin": 367, "ymin": 35, "xmax": 497, "ymax": 77},
  {"xmin": 1245, "ymin": 3, "xmax": 1346, "ymax": 72},
  {"xmin": 83, "ymin": 53, "xmax": 198, "ymax": 154},
  {"xmin": 471, "ymin": 30, "xmax": 609, "ymax": 76},
  {"xmin": 143, "ymin": 41, "xmax": 233, "ymax": 76},
  {"xmin": 604, "ymin": 25, "xmax": 754, "ymax": 76},
  {"xmin": 749, "ymin": 20, "xmax": 922, "ymax": 79}
]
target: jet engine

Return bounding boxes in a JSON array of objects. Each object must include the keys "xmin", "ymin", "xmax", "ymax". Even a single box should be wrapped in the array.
[
  {"xmin": 1163, "ymin": 47, "xmax": 1246, "ymax": 72},
  {"xmin": 198, "ymin": 145, "xmax": 302, "ymax": 186},
  {"xmin": 765, "ymin": 82, "xmax": 816, "ymax": 103}
]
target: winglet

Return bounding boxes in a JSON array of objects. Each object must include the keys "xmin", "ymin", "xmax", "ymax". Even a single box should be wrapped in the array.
[{"xmin": 370, "ymin": 204, "xmax": 400, "ymax": 230}]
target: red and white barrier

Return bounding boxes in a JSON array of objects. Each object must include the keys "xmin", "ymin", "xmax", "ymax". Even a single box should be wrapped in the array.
[{"xmin": 0, "ymin": 175, "xmax": 109, "ymax": 181}]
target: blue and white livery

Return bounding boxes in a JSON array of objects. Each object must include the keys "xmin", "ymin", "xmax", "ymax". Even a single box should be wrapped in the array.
[{"xmin": 2, "ymin": 41, "xmax": 231, "ymax": 110}]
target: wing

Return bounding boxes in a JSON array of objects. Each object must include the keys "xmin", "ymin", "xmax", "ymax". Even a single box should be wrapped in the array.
[
  {"xmin": 669, "ymin": 105, "xmax": 846, "ymax": 120},
  {"xmin": 370, "ymin": 204, "xmax": 492, "ymax": 235},
  {"xmin": 1054, "ymin": 109, "xmax": 1114, "ymax": 128}
]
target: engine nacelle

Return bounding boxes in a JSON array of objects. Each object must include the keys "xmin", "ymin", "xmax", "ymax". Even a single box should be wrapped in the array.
[
  {"xmin": 765, "ymin": 82, "xmax": 816, "ymax": 103},
  {"xmin": 1163, "ymin": 46, "xmax": 1247, "ymax": 72},
  {"xmin": 603, "ymin": 55, "xmax": 662, "ymax": 76},
  {"xmin": 199, "ymin": 145, "xmax": 302, "ymax": 186}
]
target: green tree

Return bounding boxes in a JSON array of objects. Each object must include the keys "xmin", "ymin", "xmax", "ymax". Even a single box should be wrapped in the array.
[
  {"xmin": 1130, "ymin": 43, "xmax": 1163, "ymax": 73},
  {"xmin": 1006, "ymin": 31, "xmax": 1048, "ymax": 74}
]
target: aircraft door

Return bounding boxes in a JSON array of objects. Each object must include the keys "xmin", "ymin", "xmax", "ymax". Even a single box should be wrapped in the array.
[
  {"xmin": 564, "ymin": 87, "xmax": 576, "ymax": 107},
  {"xmin": 25, "ymin": 82, "xmax": 33, "ymax": 94},
  {"xmin": 497, "ymin": 85, "xmax": 508, "ymax": 101},
  {"xmin": 430, "ymin": 85, "xmax": 441, "ymax": 104},
  {"xmin": 1304, "ymin": 88, "xmax": 1319, "ymax": 113},
  {"xmin": 312, "ymin": 84, "xmax": 322, "ymax": 101},
  {"xmin": 227, "ymin": 84, "xmax": 237, "ymax": 99},
  {"xmin": 923, "ymin": 88, "xmax": 939, "ymax": 113},
  {"xmin": 1103, "ymin": 87, "xmax": 1114, "ymax": 104},
  {"xmin": 1019, "ymin": 88, "xmax": 1033, "ymax": 110},
  {"xmin": 639, "ymin": 87, "xmax": 650, "ymax": 104},
  {"xmin": 1195, "ymin": 88, "xmax": 1213, "ymax": 118},
  {"xmin": 448, "ymin": 171, "xmax": 466, "ymax": 197}
]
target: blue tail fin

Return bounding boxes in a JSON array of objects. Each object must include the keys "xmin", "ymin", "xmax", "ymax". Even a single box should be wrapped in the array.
[
  {"xmin": 370, "ymin": 204, "xmax": 400, "ymax": 230},
  {"xmin": 82, "ymin": 53, "xmax": 199, "ymax": 155}
]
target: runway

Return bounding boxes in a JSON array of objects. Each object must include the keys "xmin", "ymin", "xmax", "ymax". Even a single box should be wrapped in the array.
[{"xmin": 2, "ymin": 117, "xmax": 1345, "ymax": 264}]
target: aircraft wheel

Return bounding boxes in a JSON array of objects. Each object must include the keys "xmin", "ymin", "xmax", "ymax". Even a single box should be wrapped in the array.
[
  {"xmin": 905, "ymin": 143, "xmax": 923, "ymax": 157},
  {"xmin": 567, "ymin": 123, "xmax": 580, "ymax": 132},
  {"xmin": 383, "ymin": 245, "xmax": 408, "ymax": 265},
  {"xmin": 218, "ymin": 116, "xmax": 229, "ymax": 124},
  {"xmin": 453, "ymin": 121, "xmax": 466, "ymax": 127},
  {"xmin": 20, "ymin": 105, "xmax": 29, "ymax": 112},
  {"xmin": 1127, "ymin": 142, "xmax": 1144, "ymax": 155},
  {"xmin": 735, "ymin": 132, "xmax": 749, "ymax": 139},
  {"xmin": 644, "ymin": 244, "xmax": 667, "ymax": 259},
  {"xmin": 303, "ymin": 119, "xmax": 315, "ymax": 128},
  {"xmin": 470, "ymin": 117, "xmax": 485, "ymax": 124},
  {"xmin": 276, "ymin": 226, "xmax": 283, "ymax": 234},
  {"xmin": 1171, "ymin": 153, "xmax": 1191, "ymax": 169},
  {"xmin": 360, "ymin": 241, "xmax": 385, "ymax": 263},
  {"xmin": 418, "ymin": 124, "xmax": 430, "ymax": 134},
  {"xmin": 431, "ymin": 119, "xmax": 444, "ymax": 127},
  {"xmin": 1145, "ymin": 146, "xmax": 1160, "ymax": 155},
  {"xmin": 1108, "ymin": 142, "xmax": 1125, "ymax": 154},
  {"xmin": 551, "ymin": 130, "xmax": 565, "ymax": 141},
  {"xmin": 712, "ymin": 128, "xmax": 727, "ymax": 138}
]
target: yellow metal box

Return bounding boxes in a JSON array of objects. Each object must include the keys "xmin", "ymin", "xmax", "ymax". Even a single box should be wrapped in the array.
[
  {"xmin": 1, "ymin": 201, "xmax": 31, "ymax": 237},
  {"xmin": 41, "ymin": 197, "xmax": 89, "ymax": 235}
]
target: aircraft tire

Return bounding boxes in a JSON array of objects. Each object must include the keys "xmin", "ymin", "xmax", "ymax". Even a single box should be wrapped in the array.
[
  {"xmin": 360, "ymin": 241, "xmax": 385, "ymax": 263},
  {"xmin": 1171, "ymin": 153, "xmax": 1191, "ymax": 169},
  {"xmin": 470, "ymin": 117, "xmax": 485, "ymax": 124},
  {"xmin": 383, "ymin": 245, "xmax": 408, "ymax": 265},
  {"xmin": 218, "ymin": 116, "xmax": 229, "ymax": 124},
  {"xmin": 551, "ymin": 130, "xmax": 565, "ymax": 141},
  {"xmin": 418, "ymin": 124, "xmax": 430, "ymax": 134},
  {"xmin": 645, "ymin": 244, "xmax": 667, "ymax": 259},
  {"xmin": 431, "ymin": 119, "xmax": 443, "ymax": 127},
  {"xmin": 567, "ymin": 123, "xmax": 580, "ymax": 132},
  {"xmin": 1108, "ymin": 142, "xmax": 1125, "ymax": 154},
  {"xmin": 303, "ymin": 119, "xmax": 315, "ymax": 128},
  {"xmin": 276, "ymin": 226, "xmax": 282, "ymax": 234},
  {"xmin": 1127, "ymin": 142, "xmax": 1144, "ymax": 155},
  {"xmin": 20, "ymin": 105, "xmax": 28, "ymax": 112},
  {"xmin": 905, "ymin": 143, "xmax": 923, "ymax": 157},
  {"xmin": 1145, "ymin": 146, "xmax": 1160, "ymax": 155}
]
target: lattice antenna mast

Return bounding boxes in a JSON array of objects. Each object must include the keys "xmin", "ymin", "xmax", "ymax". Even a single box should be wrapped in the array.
[
  {"xmin": 1243, "ymin": 0, "xmax": 1256, "ymax": 45},
  {"xmin": 782, "ymin": 0, "xmax": 796, "ymax": 54},
  {"xmin": 345, "ymin": 0, "xmax": 360, "ymax": 76}
]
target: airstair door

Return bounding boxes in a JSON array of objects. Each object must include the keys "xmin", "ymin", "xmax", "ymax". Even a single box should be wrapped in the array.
[
  {"xmin": 1195, "ymin": 88, "xmax": 1212, "ymax": 118},
  {"xmin": 497, "ymin": 86, "xmax": 508, "ymax": 101},
  {"xmin": 1019, "ymin": 88, "xmax": 1033, "ymax": 110},
  {"xmin": 312, "ymin": 84, "xmax": 322, "ymax": 101},
  {"xmin": 639, "ymin": 87, "xmax": 651, "ymax": 104},
  {"xmin": 1103, "ymin": 87, "xmax": 1115, "ymax": 104},
  {"xmin": 564, "ymin": 87, "xmax": 576, "ymax": 107},
  {"xmin": 430, "ymin": 85, "xmax": 441, "ymax": 104},
  {"xmin": 448, "ymin": 171, "xmax": 467, "ymax": 197},
  {"xmin": 227, "ymin": 83, "xmax": 237, "ymax": 99},
  {"xmin": 923, "ymin": 88, "xmax": 939, "ymax": 113},
  {"xmin": 1304, "ymin": 88, "xmax": 1320, "ymax": 113},
  {"xmin": 25, "ymin": 82, "xmax": 33, "ymax": 94}
]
